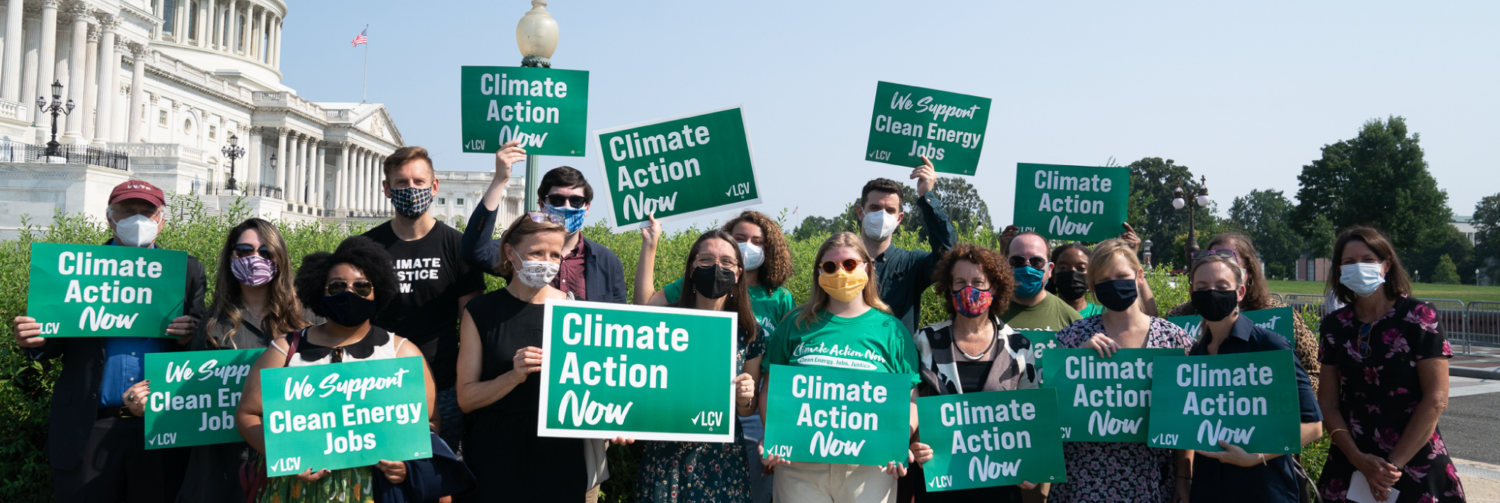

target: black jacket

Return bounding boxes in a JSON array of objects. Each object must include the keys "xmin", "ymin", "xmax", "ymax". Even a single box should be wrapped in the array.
[
  {"xmin": 30, "ymin": 241, "xmax": 208, "ymax": 469},
  {"xmin": 459, "ymin": 201, "xmax": 627, "ymax": 304}
]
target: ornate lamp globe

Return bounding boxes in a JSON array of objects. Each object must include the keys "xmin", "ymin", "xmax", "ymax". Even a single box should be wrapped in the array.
[{"xmin": 516, "ymin": 0, "xmax": 559, "ymax": 68}]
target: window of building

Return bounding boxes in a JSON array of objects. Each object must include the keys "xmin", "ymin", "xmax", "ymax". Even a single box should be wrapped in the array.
[
  {"xmin": 456, "ymin": 198, "xmax": 465, "ymax": 206},
  {"xmin": 163, "ymin": 0, "xmax": 177, "ymax": 35},
  {"xmin": 437, "ymin": 197, "xmax": 446, "ymax": 205},
  {"xmin": 208, "ymin": 125, "xmax": 217, "ymax": 140},
  {"xmin": 237, "ymin": 14, "xmax": 245, "ymax": 51},
  {"xmin": 158, "ymin": 109, "xmax": 168, "ymax": 127},
  {"xmin": 187, "ymin": 2, "xmax": 199, "ymax": 41},
  {"xmin": 183, "ymin": 119, "xmax": 194, "ymax": 135}
]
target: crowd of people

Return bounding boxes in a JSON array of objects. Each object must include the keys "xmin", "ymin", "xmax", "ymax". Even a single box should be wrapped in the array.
[{"xmin": 10, "ymin": 139, "xmax": 1466, "ymax": 502}]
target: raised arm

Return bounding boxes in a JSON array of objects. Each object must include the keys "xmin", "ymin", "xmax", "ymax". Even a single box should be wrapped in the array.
[
  {"xmin": 461, "ymin": 142, "xmax": 526, "ymax": 274},
  {"xmin": 633, "ymin": 215, "xmax": 664, "ymax": 305},
  {"xmin": 911, "ymin": 157, "xmax": 956, "ymax": 254}
]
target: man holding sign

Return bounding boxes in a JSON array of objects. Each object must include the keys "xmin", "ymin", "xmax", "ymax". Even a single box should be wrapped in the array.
[
  {"xmin": 856, "ymin": 160, "xmax": 957, "ymax": 336},
  {"xmin": 12, "ymin": 180, "xmax": 207, "ymax": 502}
]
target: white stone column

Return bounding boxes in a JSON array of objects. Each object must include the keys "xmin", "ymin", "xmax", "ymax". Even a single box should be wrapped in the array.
[
  {"xmin": 225, "ymin": 0, "xmax": 236, "ymax": 52},
  {"xmin": 1, "ymin": 0, "xmax": 23, "ymax": 102},
  {"xmin": 316, "ymin": 140, "xmax": 327, "ymax": 210},
  {"xmin": 60, "ymin": 5, "xmax": 91, "ymax": 144},
  {"xmin": 20, "ymin": 15, "xmax": 38, "ymax": 122},
  {"xmin": 362, "ymin": 150, "xmax": 372, "ymax": 213},
  {"xmin": 295, "ymin": 134, "xmax": 308, "ymax": 205},
  {"xmin": 125, "ymin": 46, "xmax": 147, "ymax": 141},
  {"xmin": 80, "ymin": 27, "xmax": 97, "ymax": 141},
  {"xmin": 367, "ymin": 151, "xmax": 377, "ymax": 213},
  {"xmin": 255, "ymin": 9, "xmax": 265, "ymax": 61},
  {"xmin": 239, "ymin": 5, "xmax": 249, "ymax": 55},
  {"xmin": 92, "ymin": 30, "xmax": 118, "ymax": 148},
  {"xmin": 36, "ymin": 1, "xmax": 58, "ymax": 121},
  {"xmin": 244, "ymin": 126, "xmax": 260, "ymax": 189},
  {"xmin": 274, "ymin": 128, "xmax": 288, "ymax": 197},
  {"xmin": 336, "ymin": 144, "xmax": 347, "ymax": 212}
]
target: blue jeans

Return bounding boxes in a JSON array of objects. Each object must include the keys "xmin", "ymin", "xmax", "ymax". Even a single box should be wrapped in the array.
[{"xmin": 437, "ymin": 387, "xmax": 463, "ymax": 456}]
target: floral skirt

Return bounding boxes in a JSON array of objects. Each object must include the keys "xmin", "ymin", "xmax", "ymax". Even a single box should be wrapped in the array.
[
  {"xmin": 256, "ymin": 464, "xmax": 374, "ymax": 503},
  {"xmin": 636, "ymin": 440, "xmax": 751, "ymax": 503}
]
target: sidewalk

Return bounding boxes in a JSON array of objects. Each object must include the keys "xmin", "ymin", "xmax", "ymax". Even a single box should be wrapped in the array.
[
  {"xmin": 1454, "ymin": 458, "xmax": 1500, "ymax": 502},
  {"xmin": 1451, "ymin": 345, "xmax": 1500, "ymax": 380}
]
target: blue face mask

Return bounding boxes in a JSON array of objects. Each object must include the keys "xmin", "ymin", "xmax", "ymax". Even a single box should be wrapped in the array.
[
  {"xmin": 1013, "ymin": 265, "xmax": 1046, "ymax": 299},
  {"xmin": 544, "ymin": 203, "xmax": 587, "ymax": 233}
]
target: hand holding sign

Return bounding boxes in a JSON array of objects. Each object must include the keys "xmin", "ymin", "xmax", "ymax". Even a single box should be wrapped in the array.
[
  {"xmin": 12, "ymin": 316, "xmax": 44, "ymax": 348},
  {"xmin": 124, "ymin": 379, "xmax": 150, "ymax": 417},
  {"xmin": 494, "ymin": 140, "xmax": 526, "ymax": 180}
]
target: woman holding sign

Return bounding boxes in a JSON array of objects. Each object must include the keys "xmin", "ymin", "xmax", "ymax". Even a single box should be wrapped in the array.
[
  {"xmin": 907, "ymin": 243, "xmax": 1037, "ymax": 502},
  {"xmin": 631, "ymin": 229, "xmax": 765, "ymax": 502},
  {"xmin": 1183, "ymin": 254, "xmax": 1323, "ymax": 502},
  {"xmin": 1315, "ymin": 227, "xmax": 1464, "ymax": 503},
  {"xmin": 1050, "ymin": 239, "xmax": 1195, "ymax": 503},
  {"xmin": 759, "ymin": 232, "xmax": 920, "ymax": 503},
  {"xmin": 234, "ymin": 237, "xmax": 438, "ymax": 502},
  {"xmin": 455, "ymin": 213, "xmax": 611, "ymax": 502}
]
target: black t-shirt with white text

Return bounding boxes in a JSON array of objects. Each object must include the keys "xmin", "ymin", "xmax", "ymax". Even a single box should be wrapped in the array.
[{"xmin": 363, "ymin": 220, "xmax": 485, "ymax": 389}]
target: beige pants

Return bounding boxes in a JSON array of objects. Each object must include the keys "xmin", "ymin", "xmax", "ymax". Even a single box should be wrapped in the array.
[{"xmin": 773, "ymin": 462, "xmax": 894, "ymax": 503}]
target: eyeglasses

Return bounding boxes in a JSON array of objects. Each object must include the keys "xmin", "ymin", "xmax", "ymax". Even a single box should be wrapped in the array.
[
  {"xmin": 820, "ymin": 258, "xmax": 862, "ymax": 274},
  {"xmin": 1191, "ymin": 249, "xmax": 1238, "ymax": 261},
  {"xmin": 695, "ymin": 254, "xmax": 739, "ymax": 269},
  {"xmin": 233, "ymin": 244, "xmax": 272, "ymax": 259},
  {"xmin": 546, "ymin": 194, "xmax": 588, "ymax": 209},
  {"xmin": 1356, "ymin": 323, "xmax": 1373, "ymax": 359},
  {"xmin": 327, "ymin": 279, "xmax": 374, "ymax": 298},
  {"xmin": 1008, "ymin": 256, "xmax": 1048, "ymax": 269},
  {"xmin": 524, "ymin": 211, "xmax": 566, "ymax": 225}
]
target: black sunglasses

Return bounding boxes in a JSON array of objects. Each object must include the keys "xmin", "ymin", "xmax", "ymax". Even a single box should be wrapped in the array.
[
  {"xmin": 1009, "ymin": 255, "xmax": 1048, "ymax": 270},
  {"xmin": 233, "ymin": 244, "xmax": 272, "ymax": 259},
  {"xmin": 327, "ymin": 279, "xmax": 374, "ymax": 298},
  {"xmin": 820, "ymin": 259, "xmax": 862, "ymax": 274},
  {"xmin": 546, "ymin": 194, "xmax": 588, "ymax": 209}
]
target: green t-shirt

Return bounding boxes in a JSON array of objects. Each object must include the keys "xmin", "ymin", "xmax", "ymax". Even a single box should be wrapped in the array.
[
  {"xmin": 662, "ymin": 278, "xmax": 797, "ymax": 334},
  {"xmin": 1001, "ymin": 293, "xmax": 1083, "ymax": 332},
  {"xmin": 1078, "ymin": 302, "xmax": 1104, "ymax": 318},
  {"xmin": 760, "ymin": 307, "xmax": 921, "ymax": 386}
]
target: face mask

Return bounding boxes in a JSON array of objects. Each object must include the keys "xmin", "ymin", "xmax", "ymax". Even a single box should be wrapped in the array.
[
  {"xmin": 511, "ymin": 251, "xmax": 560, "ymax": 289},
  {"xmin": 862, "ymin": 210, "xmax": 900, "ymax": 241},
  {"xmin": 1094, "ymin": 279, "xmax": 1139, "ymax": 312},
  {"xmin": 113, "ymin": 214, "xmax": 159, "ymax": 248},
  {"xmin": 1191, "ymin": 288, "xmax": 1240, "ymax": 322},
  {"xmin": 390, "ymin": 186, "xmax": 433, "ymax": 219},
  {"xmin": 1051, "ymin": 270, "xmax": 1089, "ymax": 301},
  {"xmin": 230, "ymin": 255, "xmax": 277, "ymax": 287},
  {"xmin": 545, "ymin": 203, "xmax": 588, "ymax": 233},
  {"xmin": 320, "ymin": 291, "xmax": 377, "ymax": 327},
  {"xmin": 952, "ymin": 286, "xmax": 993, "ymax": 318},
  {"xmin": 1013, "ymin": 265, "xmax": 1047, "ymax": 299},
  {"xmin": 1340, "ymin": 263, "xmax": 1385, "ymax": 298},
  {"xmin": 739, "ymin": 242, "xmax": 765, "ymax": 271},
  {"xmin": 819, "ymin": 267, "xmax": 869, "ymax": 303},
  {"xmin": 691, "ymin": 265, "xmax": 738, "ymax": 299}
]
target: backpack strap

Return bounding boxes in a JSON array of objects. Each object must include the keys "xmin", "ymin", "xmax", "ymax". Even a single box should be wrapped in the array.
[{"xmin": 282, "ymin": 328, "xmax": 304, "ymax": 367}]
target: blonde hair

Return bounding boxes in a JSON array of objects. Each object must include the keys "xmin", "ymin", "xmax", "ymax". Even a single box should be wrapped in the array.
[
  {"xmin": 495, "ymin": 214, "xmax": 568, "ymax": 277},
  {"xmin": 1085, "ymin": 238, "xmax": 1142, "ymax": 288},
  {"xmin": 795, "ymin": 232, "xmax": 891, "ymax": 328}
]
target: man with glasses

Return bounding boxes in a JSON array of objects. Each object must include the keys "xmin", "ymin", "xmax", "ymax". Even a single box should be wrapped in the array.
[
  {"xmin": 855, "ymin": 157, "xmax": 957, "ymax": 335},
  {"xmin": 11, "ymin": 180, "xmax": 207, "ymax": 501},
  {"xmin": 361, "ymin": 146, "xmax": 485, "ymax": 452},
  {"xmin": 1001, "ymin": 232, "xmax": 1084, "ymax": 332}
]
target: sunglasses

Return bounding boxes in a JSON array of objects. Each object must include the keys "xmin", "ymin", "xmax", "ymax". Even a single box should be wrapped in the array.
[
  {"xmin": 524, "ymin": 211, "xmax": 566, "ymax": 225},
  {"xmin": 327, "ymin": 279, "xmax": 374, "ymax": 298},
  {"xmin": 820, "ymin": 258, "xmax": 862, "ymax": 275},
  {"xmin": 546, "ymin": 194, "xmax": 588, "ymax": 209},
  {"xmin": 1191, "ymin": 249, "xmax": 1238, "ymax": 261},
  {"xmin": 1008, "ymin": 255, "xmax": 1048, "ymax": 269},
  {"xmin": 233, "ymin": 244, "xmax": 272, "ymax": 259}
]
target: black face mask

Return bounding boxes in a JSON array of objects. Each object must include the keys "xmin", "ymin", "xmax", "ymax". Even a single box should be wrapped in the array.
[
  {"xmin": 1051, "ymin": 270, "xmax": 1090, "ymax": 301},
  {"xmin": 321, "ymin": 291, "xmax": 377, "ymax": 327},
  {"xmin": 1191, "ymin": 289, "xmax": 1240, "ymax": 322},
  {"xmin": 691, "ymin": 265, "xmax": 737, "ymax": 299},
  {"xmin": 1093, "ymin": 279, "xmax": 1138, "ymax": 312}
]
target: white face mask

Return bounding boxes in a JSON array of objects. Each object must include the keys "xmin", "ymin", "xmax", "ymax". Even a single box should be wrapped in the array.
[
  {"xmin": 862, "ymin": 210, "xmax": 900, "ymax": 241},
  {"xmin": 739, "ymin": 242, "xmax": 764, "ymax": 271},
  {"xmin": 1340, "ymin": 262, "xmax": 1385, "ymax": 298},
  {"xmin": 511, "ymin": 250, "xmax": 560, "ymax": 289},
  {"xmin": 113, "ymin": 214, "xmax": 159, "ymax": 248}
]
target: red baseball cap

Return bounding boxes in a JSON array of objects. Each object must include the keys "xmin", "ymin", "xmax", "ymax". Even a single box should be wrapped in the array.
[{"xmin": 109, "ymin": 180, "xmax": 165, "ymax": 207}]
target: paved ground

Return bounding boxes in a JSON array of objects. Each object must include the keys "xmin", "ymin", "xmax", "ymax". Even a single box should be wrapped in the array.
[
  {"xmin": 1442, "ymin": 376, "xmax": 1500, "ymax": 501},
  {"xmin": 1451, "ymin": 345, "xmax": 1500, "ymax": 378}
]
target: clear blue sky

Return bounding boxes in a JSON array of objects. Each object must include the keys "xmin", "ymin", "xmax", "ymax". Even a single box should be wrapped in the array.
[{"xmin": 281, "ymin": 1, "xmax": 1498, "ymax": 232}]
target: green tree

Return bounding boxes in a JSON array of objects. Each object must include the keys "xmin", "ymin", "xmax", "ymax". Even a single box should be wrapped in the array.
[
  {"xmin": 1125, "ymin": 157, "xmax": 1199, "ymax": 268},
  {"xmin": 1229, "ymin": 189, "xmax": 1303, "ymax": 275},
  {"xmin": 1292, "ymin": 117, "xmax": 1452, "ymax": 260},
  {"xmin": 931, "ymin": 177, "xmax": 991, "ymax": 235},
  {"xmin": 1433, "ymin": 254, "xmax": 1460, "ymax": 284},
  {"xmin": 1410, "ymin": 224, "xmax": 1475, "ymax": 284},
  {"xmin": 1475, "ymin": 193, "xmax": 1500, "ymax": 283}
]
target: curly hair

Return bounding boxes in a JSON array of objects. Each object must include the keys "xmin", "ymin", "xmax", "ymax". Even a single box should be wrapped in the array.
[
  {"xmin": 722, "ymin": 210, "xmax": 793, "ymax": 289},
  {"xmin": 932, "ymin": 243, "xmax": 1014, "ymax": 319},
  {"xmin": 295, "ymin": 236, "xmax": 399, "ymax": 318}
]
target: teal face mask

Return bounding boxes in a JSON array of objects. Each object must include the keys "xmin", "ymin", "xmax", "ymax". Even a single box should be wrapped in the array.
[{"xmin": 1013, "ymin": 265, "xmax": 1046, "ymax": 298}]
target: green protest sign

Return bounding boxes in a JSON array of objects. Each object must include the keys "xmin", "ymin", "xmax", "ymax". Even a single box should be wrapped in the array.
[
  {"xmin": 26, "ymin": 243, "xmax": 186, "ymax": 338},
  {"xmin": 916, "ymin": 389, "xmax": 1067, "ymax": 492},
  {"xmin": 762, "ymin": 364, "xmax": 911, "ymax": 467},
  {"xmin": 1041, "ymin": 348, "xmax": 1183, "ymax": 443},
  {"xmin": 594, "ymin": 105, "xmax": 761, "ymax": 227},
  {"xmin": 864, "ymin": 81, "xmax": 991, "ymax": 175},
  {"xmin": 460, "ymin": 66, "xmax": 589, "ymax": 156},
  {"xmin": 143, "ymin": 349, "xmax": 262, "ymax": 449},
  {"xmin": 1011, "ymin": 163, "xmax": 1130, "ymax": 241},
  {"xmin": 537, "ymin": 299, "xmax": 737, "ymax": 442},
  {"xmin": 1165, "ymin": 307, "xmax": 1297, "ymax": 345},
  {"xmin": 1147, "ymin": 350, "xmax": 1303, "ymax": 454},
  {"xmin": 1017, "ymin": 331, "xmax": 1057, "ymax": 371},
  {"xmin": 259, "ymin": 357, "xmax": 431, "ymax": 476}
]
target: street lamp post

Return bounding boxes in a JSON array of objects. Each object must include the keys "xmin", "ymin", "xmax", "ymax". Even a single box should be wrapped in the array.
[
  {"xmin": 516, "ymin": 0, "xmax": 558, "ymax": 213},
  {"xmin": 1143, "ymin": 238, "xmax": 1154, "ymax": 269},
  {"xmin": 35, "ymin": 80, "xmax": 73, "ymax": 158},
  {"xmin": 1172, "ymin": 175, "xmax": 1211, "ymax": 266},
  {"xmin": 268, "ymin": 153, "xmax": 278, "ymax": 198},
  {"xmin": 221, "ymin": 133, "xmax": 246, "ymax": 192}
]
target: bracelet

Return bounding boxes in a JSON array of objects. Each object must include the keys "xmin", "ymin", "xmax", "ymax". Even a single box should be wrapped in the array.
[
  {"xmin": 1329, "ymin": 428, "xmax": 1348, "ymax": 438},
  {"xmin": 1259, "ymin": 454, "xmax": 1267, "ymax": 466}
]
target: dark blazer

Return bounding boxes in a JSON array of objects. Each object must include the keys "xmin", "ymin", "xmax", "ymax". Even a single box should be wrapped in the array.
[
  {"xmin": 459, "ymin": 201, "xmax": 628, "ymax": 304},
  {"xmin": 30, "ymin": 241, "xmax": 208, "ymax": 469}
]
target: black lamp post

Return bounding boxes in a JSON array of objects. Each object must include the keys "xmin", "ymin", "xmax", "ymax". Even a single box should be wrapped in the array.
[
  {"xmin": 1173, "ymin": 175, "xmax": 1211, "ymax": 265},
  {"xmin": 35, "ymin": 80, "xmax": 73, "ymax": 157},
  {"xmin": 221, "ymin": 133, "xmax": 245, "ymax": 191}
]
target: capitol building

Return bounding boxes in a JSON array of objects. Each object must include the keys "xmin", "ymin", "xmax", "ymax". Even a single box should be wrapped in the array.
[{"xmin": 0, "ymin": 0, "xmax": 522, "ymax": 238}]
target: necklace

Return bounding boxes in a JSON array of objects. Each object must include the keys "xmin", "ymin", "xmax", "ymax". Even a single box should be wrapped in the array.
[{"xmin": 958, "ymin": 335, "xmax": 996, "ymax": 361}]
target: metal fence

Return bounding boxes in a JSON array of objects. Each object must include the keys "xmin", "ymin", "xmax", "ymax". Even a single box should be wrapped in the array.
[
  {"xmin": 1274, "ymin": 293, "xmax": 1499, "ymax": 355},
  {"xmin": 0, "ymin": 141, "xmax": 129, "ymax": 170},
  {"xmin": 1464, "ymin": 302, "xmax": 1500, "ymax": 354},
  {"xmin": 1283, "ymin": 294, "xmax": 1330, "ymax": 318}
]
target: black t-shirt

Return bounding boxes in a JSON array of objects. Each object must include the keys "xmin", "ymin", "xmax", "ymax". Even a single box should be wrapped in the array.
[{"xmin": 363, "ymin": 220, "xmax": 484, "ymax": 390}]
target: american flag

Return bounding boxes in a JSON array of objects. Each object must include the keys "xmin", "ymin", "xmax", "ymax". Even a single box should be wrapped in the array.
[{"xmin": 351, "ymin": 28, "xmax": 368, "ymax": 47}]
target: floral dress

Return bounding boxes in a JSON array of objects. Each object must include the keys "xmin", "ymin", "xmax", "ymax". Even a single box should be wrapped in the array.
[
  {"xmin": 1316, "ymin": 296, "xmax": 1465, "ymax": 502},
  {"xmin": 635, "ymin": 328, "xmax": 766, "ymax": 503},
  {"xmin": 1048, "ymin": 316, "xmax": 1194, "ymax": 503}
]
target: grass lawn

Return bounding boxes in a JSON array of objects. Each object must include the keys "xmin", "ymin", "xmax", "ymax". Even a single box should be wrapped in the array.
[{"xmin": 1265, "ymin": 280, "xmax": 1500, "ymax": 304}]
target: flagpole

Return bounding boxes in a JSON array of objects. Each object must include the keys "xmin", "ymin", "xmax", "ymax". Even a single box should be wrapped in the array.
[{"xmin": 361, "ymin": 25, "xmax": 369, "ymax": 103}]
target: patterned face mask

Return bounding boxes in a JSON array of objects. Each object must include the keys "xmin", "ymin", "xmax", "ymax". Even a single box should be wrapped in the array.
[
  {"xmin": 952, "ymin": 286, "xmax": 993, "ymax": 318},
  {"xmin": 390, "ymin": 186, "xmax": 433, "ymax": 219},
  {"xmin": 230, "ymin": 255, "xmax": 277, "ymax": 287}
]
